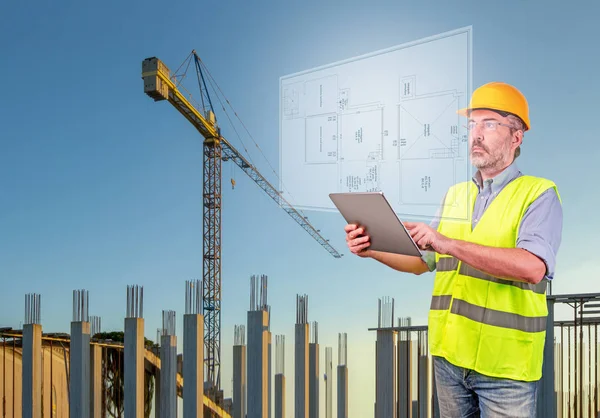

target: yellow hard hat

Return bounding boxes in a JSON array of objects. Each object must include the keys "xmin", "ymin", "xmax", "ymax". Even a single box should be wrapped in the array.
[{"xmin": 457, "ymin": 82, "xmax": 530, "ymax": 131}]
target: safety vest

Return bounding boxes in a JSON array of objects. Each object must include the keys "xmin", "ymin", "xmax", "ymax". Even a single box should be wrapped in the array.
[{"xmin": 428, "ymin": 175, "xmax": 560, "ymax": 382}]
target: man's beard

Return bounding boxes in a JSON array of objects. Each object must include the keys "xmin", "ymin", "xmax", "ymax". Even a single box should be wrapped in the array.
[{"xmin": 470, "ymin": 137, "xmax": 511, "ymax": 170}]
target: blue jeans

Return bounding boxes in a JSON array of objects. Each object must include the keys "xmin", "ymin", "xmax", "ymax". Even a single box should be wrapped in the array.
[{"xmin": 433, "ymin": 356, "xmax": 538, "ymax": 418}]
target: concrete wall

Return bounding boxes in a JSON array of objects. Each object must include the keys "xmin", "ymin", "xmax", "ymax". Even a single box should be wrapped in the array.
[{"xmin": 0, "ymin": 344, "xmax": 70, "ymax": 418}]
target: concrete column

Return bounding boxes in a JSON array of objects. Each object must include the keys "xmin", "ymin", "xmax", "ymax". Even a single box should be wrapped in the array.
[
  {"xmin": 295, "ymin": 323, "xmax": 309, "ymax": 418},
  {"xmin": 70, "ymin": 321, "xmax": 90, "ymax": 418},
  {"xmin": 325, "ymin": 347, "xmax": 332, "ymax": 418},
  {"xmin": 233, "ymin": 344, "xmax": 247, "ymax": 418},
  {"xmin": 183, "ymin": 313, "xmax": 204, "ymax": 418},
  {"xmin": 375, "ymin": 330, "xmax": 397, "ymax": 418},
  {"xmin": 248, "ymin": 310, "xmax": 269, "ymax": 418},
  {"xmin": 336, "ymin": 365, "xmax": 347, "ymax": 418},
  {"xmin": 160, "ymin": 334, "xmax": 177, "ymax": 418},
  {"xmin": 275, "ymin": 373, "xmax": 285, "ymax": 418},
  {"xmin": 124, "ymin": 317, "xmax": 144, "ymax": 418},
  {"xmin": 417, "ymin": 351, "xmax": 429, "ymax": 418},
  {"xmin": 397, "ymin": 337, "xmax": 412, "ymax": 418},
  {"xmin": 309, "ymin": 343, "xmax": 319, "ymax": 418},
  {"xmin": 537, "ymin": 296, "xmax": 557, "ymax": 418},
  {"xmin": 268, "ymin": 333, "xmax": 272, "ymax": 418},
  {"xmin": 22, "ymin": 323, "xmax": 42, "ymax": 418},
  {"xmin": 90, "ymin": 344, "xmax": 102, "ymax": 418}
]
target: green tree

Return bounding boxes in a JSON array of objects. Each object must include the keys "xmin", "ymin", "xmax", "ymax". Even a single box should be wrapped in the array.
[{"xmin": 94, "ymin": 331, "xmax": 157, "ymax": 418}]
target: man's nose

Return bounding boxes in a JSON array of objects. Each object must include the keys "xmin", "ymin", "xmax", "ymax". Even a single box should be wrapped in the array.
[
  {"xmin": 470, "ymin": 123, "xmax": 485, "ymax": 136},
  {"xmin": 470, "ymin": 130, "xmax": 483, "ymax": 143}
]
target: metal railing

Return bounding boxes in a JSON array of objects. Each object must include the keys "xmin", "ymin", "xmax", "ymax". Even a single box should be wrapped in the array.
[{"xmin": 370, "ymin": 292, "xmax": 600, "ymax": 418}]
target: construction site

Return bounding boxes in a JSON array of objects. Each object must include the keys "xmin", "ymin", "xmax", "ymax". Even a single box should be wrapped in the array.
[
  {"xmin": 1, "ymin": 283, "xmax": 599, "ymax": 417},
  {"xmin": 2, "ymin": 3, "xmax": 600, "ymax": 416}
]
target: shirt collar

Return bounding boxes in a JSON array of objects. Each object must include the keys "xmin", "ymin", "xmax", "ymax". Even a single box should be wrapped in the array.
[{"xmin": 472, "ymin": 161, "xmax": 521, "ymax": 194}]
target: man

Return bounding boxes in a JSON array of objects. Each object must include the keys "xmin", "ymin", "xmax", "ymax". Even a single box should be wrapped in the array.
[{"xmin": 345, "ymin": 82, "xmax": 562, "ymax": 417}]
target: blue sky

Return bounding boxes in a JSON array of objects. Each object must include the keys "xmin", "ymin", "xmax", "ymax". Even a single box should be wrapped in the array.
[{"xmin": 1, "ymin": 1, "xmax": 599, "ymax": 417}]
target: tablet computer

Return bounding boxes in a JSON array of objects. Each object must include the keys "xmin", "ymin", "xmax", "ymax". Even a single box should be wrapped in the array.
[{"xmin": 329, "ymin": 191, "xmax": 423, "ymax": 257}]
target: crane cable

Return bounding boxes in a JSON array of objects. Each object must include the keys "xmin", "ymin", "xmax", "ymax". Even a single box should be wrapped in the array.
[
  {"xmin": 196, "ymin": 56, "xmax": 308, "ymax": 218},
  {"xmin": 172, "ymin": 51, "xmax": 194, "ymax": 89}
]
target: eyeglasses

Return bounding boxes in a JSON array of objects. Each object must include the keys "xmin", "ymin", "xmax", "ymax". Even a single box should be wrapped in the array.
[{"xmin": 465, "ymin": 121, "xmax": 516, "ymax": 131}]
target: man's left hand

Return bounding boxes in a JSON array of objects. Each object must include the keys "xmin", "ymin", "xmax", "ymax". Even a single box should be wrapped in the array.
[{"xmin": 404, "ymin": 222, "xmax": 452, "ymax": 254}]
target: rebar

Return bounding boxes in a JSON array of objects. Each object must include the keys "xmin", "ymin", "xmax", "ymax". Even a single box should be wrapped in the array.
[
  {"xmin": 250, "ymin": 274, "xmax": 269, "ymax": 311},
  {"xmin": 234, "ymin": 325, "xmax": 246, "ymax": 346},
  {"xmin": 24, "ymin": 293, "xmax": 41, "ymax": 325},
  {"xmin": 310, "ymin": 321, "xmax": 319, "ymax": 344},
  {"xmin": 296, "ymin": 294, "xmax": 308, "ymax": 324},
  {"xmin": 72, "ymin": 289, "xmax": 89, "ymax": 322},
  {"xmin": 276, "ymin": 334, "xmax": 285, "ymax": 375},
  {"xmin": 90, "ymin": 316, "xmax": 101, "ymax": 337},
  {"xmin": 126, "ymin": 285, "xmax": 144, "ymax": 318},
  {"xmin": 338, "ymin": 333, "xmax": 347, "ymax": 366},
  {"xmin": 398, "ymin": 316, "xmax": 412, "ymax": 341},
  {"xmin": 162, "ymin": 310, "xmax": 176, "ymax": 336},
  {"xmin": 378, "ymin": 297, "xmax": 394, "ymax": 328},
  {"xmin": 185, "ymin": 279, "xmax": 202, "ymax": 315}
]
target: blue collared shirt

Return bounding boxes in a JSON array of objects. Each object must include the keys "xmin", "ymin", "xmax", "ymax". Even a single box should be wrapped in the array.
[{"xmin": 422, "ymin": 162, "xmax": 563, "ymax": 280}]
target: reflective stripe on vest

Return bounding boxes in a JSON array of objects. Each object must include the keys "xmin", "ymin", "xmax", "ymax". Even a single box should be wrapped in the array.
[
  {"xmin": 430, "ymin": 295, "xmax": 546, "ymax": 332},
  {"xmin": 437, "ymin": 256, "xmax": 548, "ymax": 294}
]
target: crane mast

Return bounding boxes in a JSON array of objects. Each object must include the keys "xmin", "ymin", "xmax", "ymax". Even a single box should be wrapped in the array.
[{"xmin": 141, "ymin": 53, "xmax": 341, "ymax": 398}]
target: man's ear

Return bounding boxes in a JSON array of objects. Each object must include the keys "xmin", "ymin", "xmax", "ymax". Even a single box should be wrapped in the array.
[{"xmin": 513, "ymin": 129, "xmax": 524, "ymax": 147}]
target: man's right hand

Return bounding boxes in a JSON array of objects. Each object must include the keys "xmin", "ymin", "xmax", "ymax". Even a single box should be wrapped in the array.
[{"xmin": 345, "ymin": 224, "xmax": 372, "ymax": 257}]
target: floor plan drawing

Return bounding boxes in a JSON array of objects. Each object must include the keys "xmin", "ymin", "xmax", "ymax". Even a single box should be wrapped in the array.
[{"xmin": 279, "ymin": 26, "xmax": 472, "ymax": 221}]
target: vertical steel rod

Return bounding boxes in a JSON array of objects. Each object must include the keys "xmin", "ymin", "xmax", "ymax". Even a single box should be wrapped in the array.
[
  {"xmin": 12, "ymin": 338, "xmax": 15, "ymax": 418},
  {"xmin": 589, "ymin": 322, "xmax": 592, "ymax": 418},
  {"xmin": 3, "ymin": 335, "xmax": 5, "ymax": 418},
  {"xmin": 50, "ymin": 340, "xmax": 53, "ymax": 418}
]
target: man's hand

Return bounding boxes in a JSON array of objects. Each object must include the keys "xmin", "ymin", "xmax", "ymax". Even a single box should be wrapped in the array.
[
  {"xmin": 344, "ymin": 223, "xmax": 373, "ymax": 257},
  {"xmin": 404, "ymin": 222, "xmax": 452, "ymax": 254},
  {"xmin": 343, "ymin": 223, "xmax": 432, "ymax": 275}
]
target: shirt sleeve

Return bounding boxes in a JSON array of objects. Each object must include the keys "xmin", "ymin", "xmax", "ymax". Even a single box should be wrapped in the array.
[{"xmin": 516, "ymin": 188, "xmax": 563, "ymax": 280}]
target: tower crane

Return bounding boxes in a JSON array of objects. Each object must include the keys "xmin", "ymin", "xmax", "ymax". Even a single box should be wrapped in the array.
[{"xmin": 141, "ymin": 51, "xmax": 342, "ymax": 401}]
